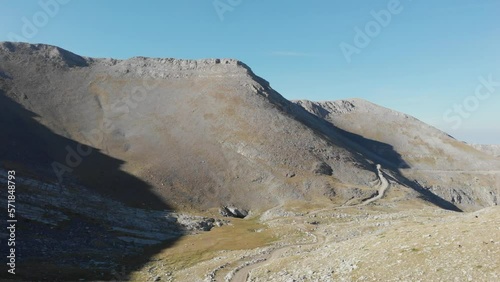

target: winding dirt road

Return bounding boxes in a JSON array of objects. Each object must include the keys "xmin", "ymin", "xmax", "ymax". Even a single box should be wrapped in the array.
[
  {"xmin": 360, "ymin": 164, "xmax": 389, "ymax": 206},
  {"xmin": 216, "ymin": 164, "xmax": 389, "ymax": 282}
]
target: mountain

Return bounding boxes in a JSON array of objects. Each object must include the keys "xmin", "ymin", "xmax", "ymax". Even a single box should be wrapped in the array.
[
  {"xmin": 0, "ymin": 42, "xmax": 394, "ymax": 211},
  {"xmin": 294, "ymin": 99, "xmax": 500, "ymax": 209},
  {"xmin": 1, "ymin": 42, "xmax": 499, "ymax": 280},
  {"xmin": 2, "ymin": 42, "xmax": 499, "ymax": 212}
]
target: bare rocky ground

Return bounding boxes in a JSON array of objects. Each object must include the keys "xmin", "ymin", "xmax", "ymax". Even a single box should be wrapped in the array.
[
  {"xmin": 131, "ymin": 193, "xmax": 500, "ymax": 282},
  {"xmin": 0, "ymin": 42, "xmax": 499, "ymax": 281},
  {"xmin": 119, "ymin": 169, "xmax": 500, "ymax": 282},
  {"xmin": 472, "ymin": 144, "xmax": 500, "ymax": 158},
  {"xmin": 0, "ymin": 167, "xmax": 223, "ymax": 280}
]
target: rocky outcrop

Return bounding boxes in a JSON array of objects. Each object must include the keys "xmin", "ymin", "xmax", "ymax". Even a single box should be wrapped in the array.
[
  {"xmin": 295, "ymin": 99, "xmax": 357, "ymax": 116},
  {"xmin": 311, "ymin": 161, "xmax": 333, "ymax": 176},
  {"xmin": 220, "ymin": 206, "xmax": 249, "ymax": 218}
]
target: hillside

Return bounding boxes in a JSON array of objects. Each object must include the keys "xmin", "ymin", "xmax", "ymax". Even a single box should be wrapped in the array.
[
  {"xmin": 0, "ymin": 42, "xmax": 384, "ymax": 213},
  {"xmin": 471, "ymin": 144, "xmax": 500, "ymax": 158},
  {"xmin": 1, "ymin": 42, "xmax": 499, "ymax": 280},
  {"xmin": 160, "ymin": 201, "xmax": 500, "ymax": 282},
  {"xmin": 294, "ymin": 99, "xmax": 500, "ymax": 210}
]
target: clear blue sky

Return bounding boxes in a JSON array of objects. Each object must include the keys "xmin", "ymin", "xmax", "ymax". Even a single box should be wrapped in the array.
[{"xmin": 1, "ymin": 0, "xmax": 499, "ymax": 143}]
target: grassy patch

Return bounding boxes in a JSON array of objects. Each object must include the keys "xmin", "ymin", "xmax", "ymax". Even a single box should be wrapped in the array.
[{"xmin": 130, "ymin": 217, "xmax": 276, "ymax": 279}]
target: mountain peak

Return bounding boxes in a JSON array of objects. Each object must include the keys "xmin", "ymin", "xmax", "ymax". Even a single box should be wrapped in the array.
[
  {"xmin": 0, "ymin": 42, "xmax": 261, "ymax": 82},
  {"xmin": 0, "ymin": 41, "xmax": 88, "ymax": 67}
]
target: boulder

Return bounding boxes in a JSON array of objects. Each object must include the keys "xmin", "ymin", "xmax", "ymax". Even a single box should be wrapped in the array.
[
  {"xmin": 311, "ymin": 161, "xmax": 333, "ymax": 176},
  {"xmin": 219, "ymin": 206, "xmax": 248, "ymax": 218}
]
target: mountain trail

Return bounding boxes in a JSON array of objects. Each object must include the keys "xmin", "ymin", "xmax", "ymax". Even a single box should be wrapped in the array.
[
  {"xmin": 360, "ymin": 164, "xmax": 390, "ymax": 206},
  {"xmin": 226, "ymin": 227, "xmax": 324, "ymax": 282},
  {"xmin": 211, "ymin": 165, "xmax": 388, "ymax": 282}
]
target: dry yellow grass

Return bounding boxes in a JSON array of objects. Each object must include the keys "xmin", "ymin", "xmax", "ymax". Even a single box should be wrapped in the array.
[{"xmin": 129, "ymin": 216, "xmax": 276, "ymax": 280}]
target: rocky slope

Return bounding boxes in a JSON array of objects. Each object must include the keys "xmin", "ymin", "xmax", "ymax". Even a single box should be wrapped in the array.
[
  {"xmin": 0, "ymin": 42, "xmax": 383, "ymax": 280},
  {"xmin": 133, "ymin": 197, "xmax": 500, "ymax": 282},
  {"xmin": 294, "ymin": 99, "xmax": 500, "ymax": 210},
  {"xmin": 0, "ymin": 168, "xmax": 220, "ymax": 280},
  {"xmin": 0, "ymin": 42, "xmax": 383, "ymax": 214},
  {"xmin": 471, "ymin": 144, "xmax": 500, "ymax": 158},
  {"xmin": 0, "ymin": 42, "xmax": 499, "ymax": 280}
]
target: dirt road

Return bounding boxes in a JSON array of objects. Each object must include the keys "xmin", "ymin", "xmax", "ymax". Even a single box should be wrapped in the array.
[{"xmin": 223, "ymin": 165, "xmax": 388, "ymax": 282}]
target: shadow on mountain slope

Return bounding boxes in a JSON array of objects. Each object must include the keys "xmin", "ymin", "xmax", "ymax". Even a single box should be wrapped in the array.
[
  {"xmin": 0, "ymin": 93, "xmax": 182, "ymax": 280},
  {"xmin": 0, "ymin": 91, "xmax": 167, "ymax": 209},
  {"xmin": 284, "ymin": 99, "xmax": 462, "ymax": 212},
  {"xmin": 383, "ymin": 172, "xmax": 463, "ymax": 212}
]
